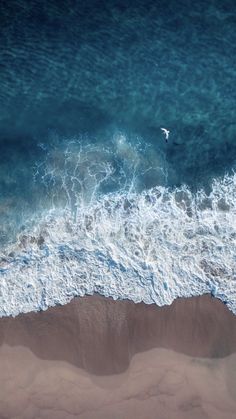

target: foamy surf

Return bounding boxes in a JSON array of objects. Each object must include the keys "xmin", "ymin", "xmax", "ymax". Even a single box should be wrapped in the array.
[{"xmin": 0, "ymin": 171, "xmax": 235, "ymax": 317}]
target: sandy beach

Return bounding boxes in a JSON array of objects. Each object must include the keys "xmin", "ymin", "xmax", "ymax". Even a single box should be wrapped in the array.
[{"xmin": 0, "ymin": 294, "xmax": 236, "ymax": 418}]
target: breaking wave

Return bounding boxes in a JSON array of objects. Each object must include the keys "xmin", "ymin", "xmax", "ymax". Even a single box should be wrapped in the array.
[{"xmin": 0, "ymin": 149, "xmax": 236, "ymax": 316}]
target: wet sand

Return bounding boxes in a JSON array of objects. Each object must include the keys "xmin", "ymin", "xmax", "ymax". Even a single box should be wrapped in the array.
[{"xmin": 0, "ymin": 294, "xmax": 236, "ymax": 418}]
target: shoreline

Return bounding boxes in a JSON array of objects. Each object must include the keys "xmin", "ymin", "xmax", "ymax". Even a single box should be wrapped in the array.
[
  {"xmin": 1, "ymin": 293, "xmax": 236, "ymax": 375},
  {"xmin": 1, "ymin": 293, "xmax": 236, "ymax": 418}
]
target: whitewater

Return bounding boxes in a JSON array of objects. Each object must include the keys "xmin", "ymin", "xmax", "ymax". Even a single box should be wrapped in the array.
[{"xmin": 0, "ymin": 137, "xmax": 235, "ymax": 316}]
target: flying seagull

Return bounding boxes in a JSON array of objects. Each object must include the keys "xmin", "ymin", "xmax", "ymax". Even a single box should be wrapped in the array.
[{"xmin": 161, "ymin": 127, "xmax": 170, "ymax": 142}]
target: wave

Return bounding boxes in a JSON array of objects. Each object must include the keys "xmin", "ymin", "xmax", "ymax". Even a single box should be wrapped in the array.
[{"xmin": 0, "ymin": 167, "xmax": 236, "ymax": 317}]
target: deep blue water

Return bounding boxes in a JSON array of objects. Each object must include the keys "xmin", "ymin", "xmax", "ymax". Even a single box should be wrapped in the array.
[{"xmin": 0, "ymin": 0, "xmax": 236, "ymax": 246}]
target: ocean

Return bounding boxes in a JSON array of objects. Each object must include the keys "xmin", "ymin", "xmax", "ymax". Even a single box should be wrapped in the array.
[{"xmin": 0, "ymin": 0, "xmax": 236, "ymax": 316}]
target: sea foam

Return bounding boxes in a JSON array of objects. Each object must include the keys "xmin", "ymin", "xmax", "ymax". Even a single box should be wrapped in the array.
[{"xmin": 0, "ymin": 171, "xmax": 235, "ymax": 317}]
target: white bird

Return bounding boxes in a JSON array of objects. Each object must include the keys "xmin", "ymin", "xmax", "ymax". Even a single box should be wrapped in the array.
[{"xmin": 161, "ymin": 127, "xmax": 170, "ymax": 142}]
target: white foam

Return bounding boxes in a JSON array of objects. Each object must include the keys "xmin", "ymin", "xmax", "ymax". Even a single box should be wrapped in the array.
[{"xmin": 0, "ymin": 172, "xmax": 236, "ymax": 317}]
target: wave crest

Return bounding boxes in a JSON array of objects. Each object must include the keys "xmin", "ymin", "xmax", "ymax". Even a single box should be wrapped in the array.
[{"xmin": 0, "ymin": 172, "xmax": 236, "ymax": 317}]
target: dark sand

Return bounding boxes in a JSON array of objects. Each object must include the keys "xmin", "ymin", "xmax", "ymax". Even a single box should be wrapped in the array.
[{"xmin": 0, "ymin": 294, "xmax": 236, "ymax": 418}]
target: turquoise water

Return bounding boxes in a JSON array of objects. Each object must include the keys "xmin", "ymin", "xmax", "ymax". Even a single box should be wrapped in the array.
[{"xmin": 0, "ymin": 0, "xmax": 236, "ymax": 315}]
